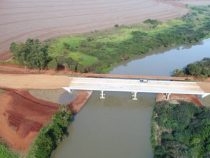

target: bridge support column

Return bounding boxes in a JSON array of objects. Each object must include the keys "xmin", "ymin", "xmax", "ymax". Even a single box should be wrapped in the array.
[
  {"xmin": 201, "ymin": 93, "xmax": 210, "ymax": 98},
  {"xmin": 166, "ymin": 93, "xmax": 171, "ymax": 100},
  {"xmin": 63, "ymin": 87, "xmax": 72, "ymax": 93},
  {"xmin": 100, "ymin": 91, "xmax": 105, "ymax": 99},
  {"xmin": 132, "ymin": 92, "xmax": 138, "ymax": 101}
]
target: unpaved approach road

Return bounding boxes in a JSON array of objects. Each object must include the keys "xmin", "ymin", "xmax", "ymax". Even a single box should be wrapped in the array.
[
  {"xmin": 0, "ymin": 74, "xmax": 70, "ymax": 89},
  {"xmin": 1, "ymin": 74, "xmax": 210, "ymax": 94},
  {"xmin": 0, "ymin": 0, "xmax": 190, "ymax": 57}
]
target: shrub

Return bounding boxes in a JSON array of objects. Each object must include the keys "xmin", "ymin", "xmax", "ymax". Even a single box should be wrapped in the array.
[
  {"xmin": 10, "ymin": 39, "xmax": 50, "ymax": 70},
  {"xmin": 0, "ymin": 143, "xmax": 19, "ymax": 158},
  {"xmin": 27, "ymin": 107, "xmax": 73, "ymax": 158},
  {"xmin": 10, "ymin": 6, "xmax": 210, "ymax": 73},
  {"xmin": 47, "ymin": 59, "xmax": 58, "ymax": 70}
]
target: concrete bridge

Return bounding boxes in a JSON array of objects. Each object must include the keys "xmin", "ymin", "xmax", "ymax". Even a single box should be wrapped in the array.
[{"xmin": 63, "ymin": 77, "xmax": 210, "ymax": 100}]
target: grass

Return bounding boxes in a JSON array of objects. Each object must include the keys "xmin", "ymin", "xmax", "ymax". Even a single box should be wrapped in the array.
[
  {"xmin": 94, "ymin": 27, "xmax": 140, "ymax": 43},
  {"xmin": 0, "ymin": 143, "xmax": 19, "ymax": 158},
  {"xmin": 48, "ymin": 36, "xmax": 86, "ymax": 58},
  {"xmin": 45, "ymin": 6, "xmax": 210, "ymax": 73},
  {"xmin": 9, "ymin": 6, "xmax": 210, "ymax": 73},
  {"xmin": 69, "ymin": 52, "xmax": 98, "ymax": 66}
]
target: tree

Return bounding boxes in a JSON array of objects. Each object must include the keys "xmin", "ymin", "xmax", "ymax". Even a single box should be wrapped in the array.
[
  {"xmin": 10, "ymin": 39, "xmax": 50, "ymax": 70},
  {"xmin": 186, "ymin": 63, "xmax": 202, "ymax": 76}
]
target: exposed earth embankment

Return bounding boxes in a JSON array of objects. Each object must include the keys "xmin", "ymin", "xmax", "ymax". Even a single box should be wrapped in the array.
[
  {"xmin": 0, "ymin": 89, "xmax": 58, "ymax": 152},
  {"xmin": 0, "ymin": 88, "xmax": 91, "ymax": 154},
  {"xmin": 156, "ymin": 93, "xmax": 203, "ymax": 107}
]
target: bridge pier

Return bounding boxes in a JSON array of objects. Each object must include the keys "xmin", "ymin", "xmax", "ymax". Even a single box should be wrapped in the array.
[
  {"xmin": 132, "ymin": 92, "xmax": 138, "ymax": 100},
  {"xmin": 166, "ymin": 93, "xmax": 171, "ymax": 100},
  {"xmin": 201, "ymin": 93, "xmax": 210, "ymax": 98},
  {"xmin": 63, "ymin": 87, "xmax": 72, "ymax": 93},
  {"xmin": 100, "ymin": 91, "xmax": 105, "ymax": 99}
]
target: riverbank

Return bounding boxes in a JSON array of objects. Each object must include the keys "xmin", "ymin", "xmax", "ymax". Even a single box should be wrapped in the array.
[
  {"xmin": 0, "ymin": 88, "xmax": 59, "ymax": 153},
  {"xmin": 156, "ymin": 93, "xmax": 203, "ymax": 107},
  {"xmin": 151, "ymin": 55, "xmax": 210, "ymax": 157},
  {"xmin": 151, "ymin": 101, "xmax": 210, "ymax": 157},
  {"xmin": 1, "ymin": 3, "xmax": 210, "ymax": 158},
  {"xmin": 173, "ymin": 58, "xmax": 210, "ymax": 78},
  {"xmin": 8, "ymin": 5, "xmax": 210, "ymax": 73},
  {"xmin": 69, "ymin": 91, "xmax": 92, "ymax": 114},
  {"xmin": 0, "ymin": 0, "xmax": 191, "ymax": 56},
  {"xmin": 0, "ymin": 88, "xmax": 91, "ymax": 157}
]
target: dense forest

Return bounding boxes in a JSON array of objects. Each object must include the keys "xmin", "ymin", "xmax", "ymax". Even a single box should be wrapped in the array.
[
  {"xmin": 151, "ymin": 101, "xmax": 210, "ymax": 158},
  {"xmin": 10, "ymin": 6, "xmax": 210, "ymax": 72},
  {"xmin": 173, "ymin": 58, "xmax": 210, "ymax": 77}
]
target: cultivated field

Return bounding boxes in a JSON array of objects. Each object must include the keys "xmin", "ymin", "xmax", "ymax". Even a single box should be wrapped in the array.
[
  {"xmin": 0, "ymin": 0, "xmax": 190, "ymax": 57},
  {"xmin": 180, "ymin": 0, "xmax": 210, "ymax": 5}
]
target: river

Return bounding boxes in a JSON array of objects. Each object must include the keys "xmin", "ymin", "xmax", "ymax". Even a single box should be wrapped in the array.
[{"xmin": 52, "ymin": 38, "xmax": 210, "ymax": 158}]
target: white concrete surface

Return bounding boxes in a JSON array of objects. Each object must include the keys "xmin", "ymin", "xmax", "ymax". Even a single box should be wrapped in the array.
[{"xmin": 64, "ymin": 77, "xmax": 210, "ymax": 97}]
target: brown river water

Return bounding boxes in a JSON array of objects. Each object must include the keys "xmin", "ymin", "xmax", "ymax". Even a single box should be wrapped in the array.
[{"xmin": 43, "ymin": 39, "xmax": 210, "ymax": 158}]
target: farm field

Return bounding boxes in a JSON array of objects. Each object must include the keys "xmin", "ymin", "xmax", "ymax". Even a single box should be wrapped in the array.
[
  {"xmin": 0, "ymin": 0, "xmax": 190, "ymax": 57},
  {"xmin": 1, "ymin": 1, "xmax": 210, "ymax": 157}
]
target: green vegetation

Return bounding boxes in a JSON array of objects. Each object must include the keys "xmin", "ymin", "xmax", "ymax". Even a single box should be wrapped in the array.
[
  {"xmin": 10, "ymin": 39, "xmax": 50, "ymax": 70},
  {"xmin": 0, "ymin": 105, "xmax": 73, "ymax": 158},
  {"xmin": 0, "ymin": 106, "xmax": 73, "ymax": 158},
  {"xmin": 68, "ymin": 52, "xmax": 98, "ymax": 72},
  {"xmin": 26, "ymin": 106, "xmax": 73, "ymax": 158},
  {"xmin": 151, "ymin": 101, "xmax": 210, "ymax": 158},
  {"xmin": 0, "ymin": 143, "xmax": 19, "ymax": 158},
  {"xmin": 10, "ymin": 6, "xmax": 210, "ymax": 72},
  {"xmin": 173, "ymin": 58, "xmax": 210, "ymax": 77}
]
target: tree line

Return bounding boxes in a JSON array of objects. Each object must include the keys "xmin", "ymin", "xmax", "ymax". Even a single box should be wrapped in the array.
[
  {"xmin": 173, "ymin": 58, "xmax": 210, "ymax": 77},
  {"xmin": 10, "ymin": 6, "xmax": 210, "ymax": 73},
  {"xmin": 26, "ymin": 106, "xmax": 73, "ymax": 158},
  {"xmin": 151, "ymin": 101, "xmax": 210, "ymax": 158}
]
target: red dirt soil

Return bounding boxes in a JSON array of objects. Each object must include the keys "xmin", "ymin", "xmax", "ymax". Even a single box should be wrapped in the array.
[
  {"xmin": 69, "ymin": 91, "xmax": 92, "ymax": 114},
  {"xmin": 156, "ymin": 93, "xmax": 203, "ymax": 107},
  {"xmin": 0, "ymin": 89, "xmax": 59, "ymax": 152},
  {"xmin": 0, "ymin": 52, "xmax": 12, "ymax": 61}
]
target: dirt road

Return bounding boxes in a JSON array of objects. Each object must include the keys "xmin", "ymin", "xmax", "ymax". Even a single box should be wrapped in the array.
[{"xmin": 0, "ymin": 74, "xmax": 70, "ymax": 89}]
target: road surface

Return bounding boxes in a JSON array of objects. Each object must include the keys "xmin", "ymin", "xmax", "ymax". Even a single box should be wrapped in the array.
[{"xmin": 66, "ymin": 77, "xmax": 210, "ymax": 97}]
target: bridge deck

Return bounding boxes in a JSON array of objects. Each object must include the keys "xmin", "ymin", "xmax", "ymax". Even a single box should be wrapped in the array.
[{"xmin": 66, "ymin": 77, "xmax": 210, "ymax": 95}]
